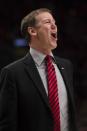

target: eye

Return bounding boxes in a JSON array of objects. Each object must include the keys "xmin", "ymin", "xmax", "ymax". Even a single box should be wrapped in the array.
[{"xmin": 45, "ymin": 20, "xmax": 50, "ymax": 24}]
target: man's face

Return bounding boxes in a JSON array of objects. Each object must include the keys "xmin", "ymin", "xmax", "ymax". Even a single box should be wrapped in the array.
[{"xmin": 30, "ymin": 12, "xmax": 58, "ymax": 53}]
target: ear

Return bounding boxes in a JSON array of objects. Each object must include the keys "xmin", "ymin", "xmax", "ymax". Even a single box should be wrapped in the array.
[{"xmin": 27, "ymin": 27, "xmax": 37, "ymax": 36}]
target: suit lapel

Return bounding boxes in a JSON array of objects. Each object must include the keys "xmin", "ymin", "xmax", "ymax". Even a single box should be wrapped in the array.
[
  {"xmin": 55, "ymin": 57, "xmax": 69, "ymax": 88},
  {"xmin": 23, "ymin": 53, "xmax": 74, "ymax": 112},
  {"xmin": 55, "ymin": 57, "xmax": 74, "ymax": 104},
  {"xmin": 23, "ymin": 53, "xmax": 51, "ymax": 110}
]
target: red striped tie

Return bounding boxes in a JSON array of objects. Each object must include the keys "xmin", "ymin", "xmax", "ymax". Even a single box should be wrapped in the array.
[{"xmin": 45, "ymin": 55, "xmax": 60, "ymax": 131}]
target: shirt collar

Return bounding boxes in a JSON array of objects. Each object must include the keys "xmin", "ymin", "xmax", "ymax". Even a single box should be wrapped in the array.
[{"xmin": 30, "ymin": 47, "xmax": 54, "ymax": 66}]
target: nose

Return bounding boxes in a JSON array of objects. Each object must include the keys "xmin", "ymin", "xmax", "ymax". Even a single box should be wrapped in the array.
[{"xmin": 51, "ymin": 22, "xmax": 57, "ymax": 30}]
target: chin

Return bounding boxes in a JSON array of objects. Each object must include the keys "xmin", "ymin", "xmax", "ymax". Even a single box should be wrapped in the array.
[{"xmin": 51, "ymin": 42, "xmax": 57, "ymax": 49}]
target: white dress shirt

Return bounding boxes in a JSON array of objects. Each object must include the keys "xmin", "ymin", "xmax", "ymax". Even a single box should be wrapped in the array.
[{"xmin": 30, "ymin": 47, "xmax": 69, "ymax": 131}]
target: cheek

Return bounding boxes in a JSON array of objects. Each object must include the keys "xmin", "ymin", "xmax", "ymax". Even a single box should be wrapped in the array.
[
  {"xmin": 44, "ymin": 29, "xmax": 51, "ymax": 38},
  {"xmin": 38, "ymin": 27, "xmax": 50, "ymax": 40},
  {"xmin": 45, "ymin": 27, "xmax": 50, "ymax": 33}
]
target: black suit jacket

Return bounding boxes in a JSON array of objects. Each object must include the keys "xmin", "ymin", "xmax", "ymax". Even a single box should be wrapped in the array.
[{"xmin": 0, "ymin": 52, "xmax": 77, "ymax": 131}]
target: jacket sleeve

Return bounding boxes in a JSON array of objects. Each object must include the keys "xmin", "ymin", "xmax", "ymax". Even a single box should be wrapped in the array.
[{"xmin": 0, "ymin": 67, "xmax": 18, "ymax": 131}]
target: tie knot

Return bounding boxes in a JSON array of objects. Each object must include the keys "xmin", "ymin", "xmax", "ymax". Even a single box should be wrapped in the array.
[{"xmin": 45, "ymin": 55, "xmax": 52, "ymax": 62}]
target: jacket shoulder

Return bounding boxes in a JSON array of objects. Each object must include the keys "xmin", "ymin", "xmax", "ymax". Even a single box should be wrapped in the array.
[
  {"xmin": 0, "ymin": 55, "xmax": 27, "ymax": 73},
  {"xmin": 55, "ymin": 56, "xmax": 72, "ymax": 66}
]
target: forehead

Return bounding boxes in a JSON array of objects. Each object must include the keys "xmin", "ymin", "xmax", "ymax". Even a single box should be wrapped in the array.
[{"xmin": 36, "ymin": 12, "xmax": 55, "ymax": 22}]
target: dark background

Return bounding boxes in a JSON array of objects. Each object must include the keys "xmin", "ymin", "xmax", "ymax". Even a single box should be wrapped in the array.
[{"xmin": 0, "ymin": 0, "xmax": 87, "ymax": 131}]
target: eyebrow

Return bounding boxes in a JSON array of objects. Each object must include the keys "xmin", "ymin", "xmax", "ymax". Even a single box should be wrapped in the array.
[{"xmin": 41, "ymin": 18, "xmax": 55, "ymax": 23}]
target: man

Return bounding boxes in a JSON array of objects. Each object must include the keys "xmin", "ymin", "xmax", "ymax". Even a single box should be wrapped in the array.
[{"xmin": 0, "ymin": 8, "xmax": 77, "ymax": 131}]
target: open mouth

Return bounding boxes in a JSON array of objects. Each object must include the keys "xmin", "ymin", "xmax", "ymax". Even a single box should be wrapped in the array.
[{"xmin": 51, "ymin": 33, "xmax": 57, "ymax": 40}]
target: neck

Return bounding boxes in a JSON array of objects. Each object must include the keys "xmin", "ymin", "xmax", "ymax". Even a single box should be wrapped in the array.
[{"xmin": 30, "ymin": 44, "xmax": 52, "ymax": 55}]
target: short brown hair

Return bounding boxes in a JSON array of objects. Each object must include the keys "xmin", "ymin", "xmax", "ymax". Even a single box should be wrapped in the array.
[{"xmin": 21, "ymin": 8, "xmax": 52, "ymax": 42}]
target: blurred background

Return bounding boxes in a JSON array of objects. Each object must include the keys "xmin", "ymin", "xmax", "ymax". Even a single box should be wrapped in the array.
[{"xmin": 0, "ymin": 0, "xmax": 87, "ymax": 130}]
